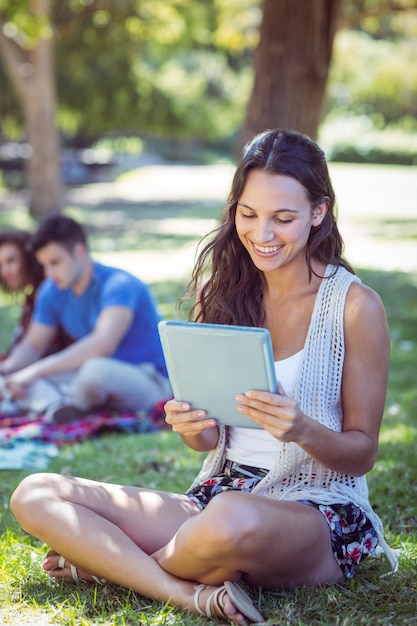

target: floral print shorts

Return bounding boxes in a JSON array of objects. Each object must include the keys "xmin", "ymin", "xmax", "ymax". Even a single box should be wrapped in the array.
[
  {"xmin": 298, "ymin": 500, "xmax": 379, "ymax": 578},
  {"xmin": 186, "ymin": 460, "xmax": 379, "ymax": 579}
]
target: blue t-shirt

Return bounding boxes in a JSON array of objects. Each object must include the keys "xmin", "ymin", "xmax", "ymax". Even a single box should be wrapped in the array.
[{"xmin": 33, "ymin": 262, "xmax": 167, "ymax": 376}]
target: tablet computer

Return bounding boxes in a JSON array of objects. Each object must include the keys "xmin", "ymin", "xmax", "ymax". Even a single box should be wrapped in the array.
[{"xmin": 158, "ymin": 320, "xmax": 277, "ymax": 429}]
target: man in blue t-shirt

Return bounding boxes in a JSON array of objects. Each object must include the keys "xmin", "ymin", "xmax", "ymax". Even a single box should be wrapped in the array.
[{"xmin": 1, "ymin": 214, "xmax": 171, "ymax": 423}]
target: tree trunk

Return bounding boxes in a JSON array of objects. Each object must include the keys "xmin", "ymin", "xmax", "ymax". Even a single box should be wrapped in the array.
[
  {"xmin": 0, "ymin": 0, "xmax": 62, "ymax": 219},
  {"xmin": 23, "ymin": 35, "xmax": 63, "ymax": 218},
  {"xmin": 239, "ymin": 0, "xmax": 342, "ymax": 150}
]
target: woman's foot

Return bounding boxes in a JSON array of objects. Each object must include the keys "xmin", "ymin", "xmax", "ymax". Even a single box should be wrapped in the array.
[
  {"xmin": 43, "ymin": 550, "xmax": 107, "ymax": 584},
  {"xmin": 194, "ymin": 581, "xmax": 264, "ymax": 624},
  {"xmin": 43, "ymin": 552, "xmax": 264, "ymax": 623}
]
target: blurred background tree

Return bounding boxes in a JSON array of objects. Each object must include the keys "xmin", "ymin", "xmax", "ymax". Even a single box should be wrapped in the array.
[
  {"xmin": 0, "ymin": 0, "xmax": 416, "ymax": 218},
  {"xmin": 240, "ymin": 0, "xmax": 342, "ymax": 148},
  {"xmin": 0, "ymin": 0, "xmax": 62, "ymax": 217}
]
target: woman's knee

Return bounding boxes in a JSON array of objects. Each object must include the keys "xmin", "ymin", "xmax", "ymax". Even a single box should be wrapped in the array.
[
  {"xmin": 10, "ymin": 472, "xmax": 60, "ymax": 527},
  {"xmin": 191, "ymin": 493, "xmax": 262, "ymax": 557}
]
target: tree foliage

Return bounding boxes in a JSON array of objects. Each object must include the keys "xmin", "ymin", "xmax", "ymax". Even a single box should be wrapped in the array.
[
  {"xmin": 1, "ymin": 0, "xmax": 416, "ymax": 146},
  {"xmin": 340, "ymin": 0, "xmax": 417, "ymax": 37},
  {"xmin": 327, "ymin": 28, "xmax": 417, "ymax": 125},
  {"xmin": 1, "ymin": 0, "xmax": 259, "ymax": 143}
]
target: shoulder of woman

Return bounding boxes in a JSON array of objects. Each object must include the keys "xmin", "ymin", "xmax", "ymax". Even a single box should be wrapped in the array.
[{"xmin": 345, "ymin": 280, "xmax": 387, "ymax": 325}]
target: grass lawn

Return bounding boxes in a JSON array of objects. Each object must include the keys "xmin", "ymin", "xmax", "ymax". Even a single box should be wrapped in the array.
[{"xmin": 0, "ymin": 163, "xmax": 416, "ymax": 624}]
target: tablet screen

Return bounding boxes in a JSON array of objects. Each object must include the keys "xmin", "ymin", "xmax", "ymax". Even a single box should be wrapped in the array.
[{"xmin": 158, "ymin": 320, "xmax": 277, "ymax": 428}]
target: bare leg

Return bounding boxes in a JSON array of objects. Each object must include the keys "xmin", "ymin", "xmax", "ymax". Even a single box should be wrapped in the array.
[
  {"xmin": 154, "ymin": 490, "xmax": 343, "ymax": 588},
  {"xmin": 11, "ymin": 473, "xmax": 197, "ymax": 596},
  {"xmin": 10, "ymin": 473, "xmax": 256, "ymax": 624}
]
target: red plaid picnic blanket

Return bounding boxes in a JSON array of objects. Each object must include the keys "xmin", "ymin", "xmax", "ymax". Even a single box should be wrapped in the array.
[{"xmin": 0, "ymin": 399, "xmax": 170, "ymax": 447}]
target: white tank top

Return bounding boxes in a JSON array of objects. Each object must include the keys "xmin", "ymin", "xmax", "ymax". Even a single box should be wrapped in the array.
[{"xmin": 226, "ymin": 349, "xmax": 304, "ymax": 470}]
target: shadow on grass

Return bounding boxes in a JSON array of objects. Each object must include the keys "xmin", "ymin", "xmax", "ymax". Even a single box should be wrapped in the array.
[
  {"xmin": 71, "ymin": 199, "xmax": 223, "ymax": 228},
  {"xmin": 68, "ymin": 199, "xmax": 223, "ymax": 255},
  {"xmin": 0, "ymin": 197, "xmax": 224, "ymax": 256}
]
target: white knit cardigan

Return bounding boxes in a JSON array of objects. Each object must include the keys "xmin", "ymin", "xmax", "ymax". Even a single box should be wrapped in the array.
[{"xmin": 188, "ymin": 264, "xmax": 398, "ymax": 571}]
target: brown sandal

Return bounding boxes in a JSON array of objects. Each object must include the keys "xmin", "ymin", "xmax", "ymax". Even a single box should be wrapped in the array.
[{"xmin": 194, "ymin": 580, "xmax": 265, "ymax": 623}]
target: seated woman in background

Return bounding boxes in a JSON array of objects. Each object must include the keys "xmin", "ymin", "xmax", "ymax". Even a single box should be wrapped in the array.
[{"xmin": 0, "ymin": 228, "xmax": 72, "ymax": 377}]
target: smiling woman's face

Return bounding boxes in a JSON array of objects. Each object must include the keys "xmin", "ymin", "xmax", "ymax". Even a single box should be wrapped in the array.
[{"xmin": 235, "ymin": 170, "xmax": 326, "ymax": 274}]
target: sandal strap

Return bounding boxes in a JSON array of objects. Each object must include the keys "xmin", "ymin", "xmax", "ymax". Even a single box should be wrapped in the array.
[
  {"xmin": 56, "ymin": 554, "xmax": 107, "ymax": 585},
  {"xmin": 209, "ymin": 586, "xmax": 228, "ymax": 620},
  {"xmin": 58, "ymin": 555, "xmax": 79, "ymax": 582},
  {"xmin": 92, "ymin": 575, "xmax": 107, "ymax": 585},
  {"xmin": 193, "ymin": 584, "xmax": 228, "ymax": 620},
  {"xmin": 193, "ymin": 584, "xmax": 207, "ymax": 616},
  {"xmin": 69, "ymin": 563, "xmax": 79, "ymax": 582}
]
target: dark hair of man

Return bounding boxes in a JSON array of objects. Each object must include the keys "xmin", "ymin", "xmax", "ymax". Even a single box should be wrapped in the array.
[
  {"xmin": 184, "ymin": 129, "xmax": 354, "ymax": 326},
  {"xmin": 31, "ymin": 213, "xmax": 88, "ymax": 255},
  {"xmin": 0, "ymin": 228, "xmax": 44, "ymax": 293}
]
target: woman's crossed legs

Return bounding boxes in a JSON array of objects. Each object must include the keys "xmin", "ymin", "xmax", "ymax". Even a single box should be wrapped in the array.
[{"xmin": 10, "ymin": 474, "xmax": 342, "ymax": 623}]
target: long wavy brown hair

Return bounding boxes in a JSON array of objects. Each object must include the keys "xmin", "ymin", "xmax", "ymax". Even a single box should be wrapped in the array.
[
  {"xmin": 0, "ymin": 229, "xmax": 44, "ymax": 294},
  {"xmin": 183, "ymin": 129, "xmax": 354, "ymax": 326}
]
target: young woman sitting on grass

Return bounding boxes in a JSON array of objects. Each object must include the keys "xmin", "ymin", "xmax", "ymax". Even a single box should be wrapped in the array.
[{"xmin": 10, "ymin": 129, "xmax": 398, "ymax": 624}]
